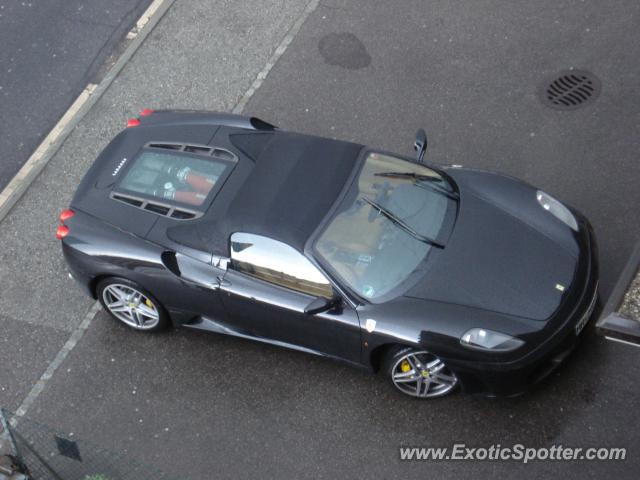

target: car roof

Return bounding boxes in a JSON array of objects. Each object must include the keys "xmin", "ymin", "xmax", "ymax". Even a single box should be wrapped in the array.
[
  {"xmin": 167, "ymin": 127, "xmax": 363, "ymax": 255},
  {"xmin": 72, "ymin": 112, "xmax": 363, "ymax": 254}
]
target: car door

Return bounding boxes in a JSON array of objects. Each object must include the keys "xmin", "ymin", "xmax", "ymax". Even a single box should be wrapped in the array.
[
  {"xmin": 156, "ymin": 247, "xmax": 229, "ymax": 323},
  {"xmin": 217, "ymin": 232, "xmax": 362, "ymax": 364}
]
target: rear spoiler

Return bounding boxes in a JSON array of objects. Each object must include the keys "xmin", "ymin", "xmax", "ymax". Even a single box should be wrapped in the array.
[{"xmin": 128, "ymin": 109, "xmax": 277, "ymax": 131}]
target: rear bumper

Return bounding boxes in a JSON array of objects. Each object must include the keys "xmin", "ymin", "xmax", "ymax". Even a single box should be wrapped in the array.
[
  {"xmin": 450, "ymin": 221, "xmax": 599, "ymax": 397},
  {"xmin": 62, "ymin": 241, "xmax": 99, "ymax": 298}
]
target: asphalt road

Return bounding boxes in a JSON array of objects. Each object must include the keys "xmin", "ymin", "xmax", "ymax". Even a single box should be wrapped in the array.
[
  {"xmin": 1, "ymin": 0, "xmax": 639, "ymax": 479},
  {"xmin": 0, "ymin": 0, "xmax": 152, "ymax": 191}
]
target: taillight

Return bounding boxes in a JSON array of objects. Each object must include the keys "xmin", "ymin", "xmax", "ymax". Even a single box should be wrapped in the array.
[
  {"xmin": 59, "ymin": 209, "xmax": 75, "ymax": 223},
  {"xmin": 57, "ymin": 208, "xmax": 74, "ymax": 239},
  {"xmin": 140, "ymin": 108, "xmax": 154, "ymax": 116},
  {"xmin": 127, "ymin": 118, "xmax": 141, "ymax": 127},
  {"xmin": 56, "ymin": 225, "xmax": 70, "ymax": 240}
]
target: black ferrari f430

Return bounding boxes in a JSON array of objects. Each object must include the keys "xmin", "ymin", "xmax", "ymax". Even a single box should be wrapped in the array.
[{"xmin": 58, "ymin": 110, "xmax": 599, "ymax": 398}]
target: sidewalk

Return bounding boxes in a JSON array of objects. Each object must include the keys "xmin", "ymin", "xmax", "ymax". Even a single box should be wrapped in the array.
[
  {"xmin": 621, "ymin": 273, "xmax": 640, "ymax": 321},
  {"xmin": 0, "ymin": 0, "xmax": 309, "ymax": 422}
]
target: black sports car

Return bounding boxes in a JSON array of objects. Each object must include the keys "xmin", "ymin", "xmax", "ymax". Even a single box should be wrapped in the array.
[{"xmin": 58, "ymin": 110, "xmax": 599, "ymax": 398}]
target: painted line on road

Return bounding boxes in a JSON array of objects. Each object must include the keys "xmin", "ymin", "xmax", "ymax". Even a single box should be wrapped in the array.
[
  {"xmin": 605, "ymin": 336, "xmax": 640, "ymax": 348},
  {"xmin": 10, "ymin": 302, "xmax": 102, "ymax": 425},
  {"xmin": 8, "ymin": 0, "xmax": 317, "ymax": 424},
  {"xmin": 127, "ymin": 0, "xmax": 167, "ymax": 40},
  {"xmin": 0, "ymin": 82, "xmax": 95, "ymax": 218},
  {"xmin": 0, "ymin": 0, "xmax": 175, "ymax": 224},
  {"xmin": 232, "ymin": 0, "xmax": 320, "ymax": 114},
  {"xmin": 5, "ymin": 0, "xmax": 174, "ymax": 423}
]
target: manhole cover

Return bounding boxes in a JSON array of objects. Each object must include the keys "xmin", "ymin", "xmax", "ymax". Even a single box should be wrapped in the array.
[{"xmin": 540, "ymin": 70, "xmax": 601, "ymax": 110}]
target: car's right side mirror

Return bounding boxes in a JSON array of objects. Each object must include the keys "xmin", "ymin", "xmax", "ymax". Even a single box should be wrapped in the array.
[
  {"xmin": 414, "ymin": 128, "xmax": 428, "ymax": 163},
  {"xmin": 304, "ymin": 296, "xmax": 339, "ymax": 315}
]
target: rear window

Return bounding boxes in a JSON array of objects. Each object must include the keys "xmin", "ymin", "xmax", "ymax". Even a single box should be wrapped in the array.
[{"xmin": 118, "ymin": 150, "xmax": 232, "ymax": 208}]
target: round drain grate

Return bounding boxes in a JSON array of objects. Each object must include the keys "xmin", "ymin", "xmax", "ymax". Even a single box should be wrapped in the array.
[{"xmin": 540, "ymin": 70, "xmax": 601, "ymax": 110}]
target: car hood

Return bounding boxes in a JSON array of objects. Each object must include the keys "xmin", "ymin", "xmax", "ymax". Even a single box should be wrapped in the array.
[{"xmin": 404, "ymin": 168, "xmax": 581, "ymax": 321}]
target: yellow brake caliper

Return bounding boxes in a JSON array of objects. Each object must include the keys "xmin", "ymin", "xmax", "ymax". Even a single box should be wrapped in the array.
[{"xmin": 400, "ymin": 360, "xmax": 411, "ymax": 373}]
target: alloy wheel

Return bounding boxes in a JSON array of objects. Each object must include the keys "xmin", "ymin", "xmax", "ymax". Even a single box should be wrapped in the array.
[
  {"xmin": 391, "ymin": 351, "xmax": 457, "ymax": 398},
  {"xmin": 102, "ymin": 283, "xmax": 160, "ymax": 330}
]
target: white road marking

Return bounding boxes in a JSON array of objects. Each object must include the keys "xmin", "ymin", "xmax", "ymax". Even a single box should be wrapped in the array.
[
  {"xmin": 6, "ymin": 0, "xmax": 320, "ymax": 424},
  {"xmin": 10, "ymin": 302, "xmax": 102, "ymax": 426},
  {"xmin": 5, "ymin": 0, "xmax": 176, "ymax": 423},
  {"xmin": 0, "ymin": 83, "xmax": 96, "ymax": 218},
  {"xmin": 0, "ymin": 0, "xmax": 176, "ymax": 223},
  {"xmin": 232, "ymin": 0, "xmax": 321, "ymax": 114},
  {"xmin": 126, "ymin": 0, "xmax": 167, "ymax": 39},
  {"xmin": 1, "ymin": 0, "xmax": 315, "ymax": 220},
  {"xmin": 604, "ymin": 336, "xmax": 640, "ymax": 348}
]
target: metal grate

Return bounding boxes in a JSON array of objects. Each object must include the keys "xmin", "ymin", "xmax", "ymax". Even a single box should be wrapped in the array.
[{"xmin": 540, "ymin": 70, "xmax": 601, "ymax": 110}]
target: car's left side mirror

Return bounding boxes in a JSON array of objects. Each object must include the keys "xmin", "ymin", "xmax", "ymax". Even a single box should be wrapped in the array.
[
  {"xmin": 304, "ymin": 296, "xmax": 340, "ymax": 315},
  {"xmin": 414, "ymin": 128, "xmax": 428, "ymax": 163}
]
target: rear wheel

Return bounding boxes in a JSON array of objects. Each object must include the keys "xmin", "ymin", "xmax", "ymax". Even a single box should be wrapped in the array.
[
  {"xmin": 383, "ymin": 346, "xmax": 458, "ymax": 398},
  {"xmin": 97, "ymin": 277, "xmax": 169, "ymax": 332}
]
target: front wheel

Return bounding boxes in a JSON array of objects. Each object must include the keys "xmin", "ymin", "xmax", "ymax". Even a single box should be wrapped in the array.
[
  {"xmin": 383, "ymin": 347, "xmax": 458, "ymax": 399},
  {"xmin": 97, "ymin": 277, "xmax": 169, "ymax": 332}
]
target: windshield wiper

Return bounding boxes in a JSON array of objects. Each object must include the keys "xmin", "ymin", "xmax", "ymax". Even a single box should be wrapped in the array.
[
  {"xmin": 362, "ymin": 197, "xmax": 445, "ymax": 249},
  {"xmin": 374, "ymin": 171, "xmax": 459, "ymax": 200}
]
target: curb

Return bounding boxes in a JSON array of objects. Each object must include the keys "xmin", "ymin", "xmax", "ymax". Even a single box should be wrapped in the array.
[
  {"xmin": 596, "ymin": 241, "xmax": 640, "ymax": 346},
  {"xmin": 0, "ymin": 0, "xmax": 176, "ymax": 224}
]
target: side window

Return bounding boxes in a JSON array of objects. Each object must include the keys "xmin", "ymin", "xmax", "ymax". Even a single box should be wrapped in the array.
[{"xmin": 230, "ymin": 232, "xmax": 333, "ymax": 299}]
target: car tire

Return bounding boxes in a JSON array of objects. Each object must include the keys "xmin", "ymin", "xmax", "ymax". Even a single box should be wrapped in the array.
[
  {"xmin": 382, "ymin": 346, "xmax": 458, "ymax": 399},
  {"xmin": 96, "ymin": 277, "xmax": 170, "ymax": 332}
]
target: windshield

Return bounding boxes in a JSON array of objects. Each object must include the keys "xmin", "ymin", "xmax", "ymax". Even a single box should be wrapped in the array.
[{"xmin": 314, "ymin": 152, "xmax": 455, "ymax": 301}]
